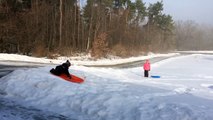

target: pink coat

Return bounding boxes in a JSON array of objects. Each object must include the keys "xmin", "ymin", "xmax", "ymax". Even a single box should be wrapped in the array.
[{"xmin": 143, "ymin": 60, "xmax": 150, "ymax": 71}]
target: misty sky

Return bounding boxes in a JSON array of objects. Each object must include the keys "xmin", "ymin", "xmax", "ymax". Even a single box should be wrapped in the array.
[{"xmin": 143, "ymin": 0, "xmax": 213, "ymax": 25}]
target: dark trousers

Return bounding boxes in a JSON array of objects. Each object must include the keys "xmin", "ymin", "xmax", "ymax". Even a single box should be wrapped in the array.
[
  {"xmin": 50, "ymin": 68, "xmax": 59, "ymax": 76},
  {"xmin": 144, "ymin": 70, "xmax": 149, "ymax": 77}
]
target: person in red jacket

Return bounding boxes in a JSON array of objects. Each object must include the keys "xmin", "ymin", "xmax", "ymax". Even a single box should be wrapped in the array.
[{"xmin": 143, "ymin": 59, "xmax": 150, "ymax": 77}]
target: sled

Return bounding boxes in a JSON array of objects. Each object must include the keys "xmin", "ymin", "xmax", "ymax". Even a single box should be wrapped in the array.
[
  {"xmin": 151, "ymin": 75, "xmax": 161, "ymax": 78},
  {"xmin": 52, "ymin": 73, "xmax": 84, "ymax": 83}
]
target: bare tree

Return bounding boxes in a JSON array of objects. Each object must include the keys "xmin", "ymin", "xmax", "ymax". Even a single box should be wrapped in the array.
[{"xmin": 59, "ymin": 0, "xmax": 63, "ymax": 47}]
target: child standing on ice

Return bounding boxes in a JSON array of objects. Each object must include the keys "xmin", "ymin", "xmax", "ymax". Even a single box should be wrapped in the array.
[{"xmin": 143, "ymin": 59, "xmax": 150, "ymax": 77}]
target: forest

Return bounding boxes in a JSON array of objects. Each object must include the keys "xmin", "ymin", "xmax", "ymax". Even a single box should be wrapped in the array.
[{"xmin": 0, "ymin": 0, "xmax": 212, "ymax": 59}]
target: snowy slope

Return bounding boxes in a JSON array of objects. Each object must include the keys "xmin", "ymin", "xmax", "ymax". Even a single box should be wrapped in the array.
[{"xmin": 0, "ymin": 54, "xmax": 213, "ymax": 120}]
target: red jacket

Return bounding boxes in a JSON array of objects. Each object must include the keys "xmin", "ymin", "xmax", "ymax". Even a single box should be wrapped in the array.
[{"xmin": 143, "ymin": 60, "xmax": 150, "ymax": 71}]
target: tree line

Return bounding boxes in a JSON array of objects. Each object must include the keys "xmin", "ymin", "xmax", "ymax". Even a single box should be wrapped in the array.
[{"xmin": 3, "ymin": 0, "xmax": 209, "ymax": 58}]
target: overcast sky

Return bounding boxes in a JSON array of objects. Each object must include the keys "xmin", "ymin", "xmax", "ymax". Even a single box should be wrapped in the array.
[{"xmin": 143, "ymin": 0, "xmax": 213, "ymax": 25}]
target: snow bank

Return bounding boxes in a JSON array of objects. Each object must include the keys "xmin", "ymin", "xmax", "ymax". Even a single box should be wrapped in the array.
[{"xmin": 0, "ymin": 54, "xmax": 213, "ymax": 120}]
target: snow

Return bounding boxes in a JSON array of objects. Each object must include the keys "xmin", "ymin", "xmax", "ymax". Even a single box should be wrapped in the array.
[
  {"xmin": 0, "ymin": 53, "xmax": 213, "ymax": 120},
  {"xmin": 0, "ymin": 53, "xmax": 178, "ymax": 66},
  {"xmin": 178, "ymin": 51, "xmax": 213, "ymax": 54}
]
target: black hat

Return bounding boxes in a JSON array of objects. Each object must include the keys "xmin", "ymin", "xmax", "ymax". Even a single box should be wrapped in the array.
[{"xmin": 66, "ymin": 60, "xmax": 71, "ymax": 66}]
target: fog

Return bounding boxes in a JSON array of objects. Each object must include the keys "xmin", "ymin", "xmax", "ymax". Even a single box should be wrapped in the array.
[
  {"xmin": 175, "ymin": 20, "xmax": 213, "ymax": 50},
  {"xmin": 140, "ymin": 0, "xmax": 213, "ymax": 50}
]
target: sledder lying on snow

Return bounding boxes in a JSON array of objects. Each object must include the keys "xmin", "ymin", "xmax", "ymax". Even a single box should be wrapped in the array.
[
  {"xmin": 50, "ymin": 60, "xmax": 72, "ymax": 79},
  {"xmin": 50, "ymin": 60, "xmax": 84, "ymax": 83}
]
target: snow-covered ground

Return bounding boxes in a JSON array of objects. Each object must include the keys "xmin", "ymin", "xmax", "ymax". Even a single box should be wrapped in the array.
[
  {"xmin": 0, "ymin": 53, "xmax": 178, "ymax": 66},
  {"xmin": 177, "ymin": 51, "xmax": 213, "ymax": 54},
  {"xmin": 0, "ymin": 53, "xmax": 213, "ymax": 120}
]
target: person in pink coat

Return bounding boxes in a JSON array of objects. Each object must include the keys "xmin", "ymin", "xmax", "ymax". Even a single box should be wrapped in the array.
[{"xmin": 143, "ymin": 59, "xmax": 150, "ymax": 77}]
